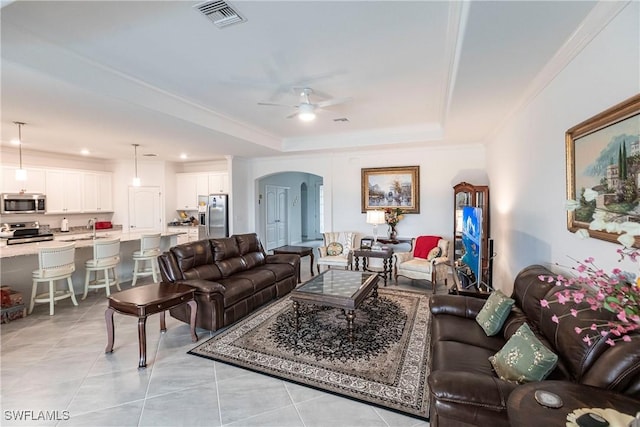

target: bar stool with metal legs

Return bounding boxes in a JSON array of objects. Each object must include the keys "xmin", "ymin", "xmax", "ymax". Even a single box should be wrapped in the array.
[
  {"xmin": 131, "ymin": 233, "xmax": 162, "ymax": 286},
  {"xmin": 83, "ymin": 238, "xmax": 121, "ymax": 299},
  {"xmin": 30, "ymin": 243, "xmax": 78, "ymax": 315}
]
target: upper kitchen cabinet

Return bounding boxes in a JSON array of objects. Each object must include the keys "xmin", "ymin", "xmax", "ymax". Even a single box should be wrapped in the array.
[
  {"xmin": 1, "ymin": 166, "xmax": 46, "ymax": 194},
  {"xmin": 45, "ymin": 170, "xmax": 83, "ymax": 213},
  {"xmin": 82, "ymin": 172, "xmax": 113, "ymax": 212},
  {"xmin": 208, "ymin": 172, "xmax": 229, "ymax": 194},
  {"xmin": 176, "ymin": 172, "xmax": 229, "ymax": 210},
  {"xmin": 176, "ymin": 173, "xmax": 208, "ymax": 210}
]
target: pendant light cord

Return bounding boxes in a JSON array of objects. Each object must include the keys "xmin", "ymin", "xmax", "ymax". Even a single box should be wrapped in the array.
[{"xmin": 14, "ymin": 121, "xmax": 25, "ymax": 169}]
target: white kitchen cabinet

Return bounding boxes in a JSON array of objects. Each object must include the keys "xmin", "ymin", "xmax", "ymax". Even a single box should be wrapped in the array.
[
  {"xmin": 187, "ymin": 227, "xmax": 199, "ymax": 242},
  {"xmin": 208, "ymin": 172, "xmax": 229, "ymax": 194},
  {"xmin": 82, "ymin": 172, "xmax": 113, "ymax": 212},
  {"xmin": 1, "ymin": 166, "xmax": 46, "ymax": 193},
  {"xmin": 167, "ymin": 226, "xmax": 200, "ymax": 244},
  {"xmin": 167, "ymin": 226, "xmax": 189, "ymax": 245},
  {"xmin": 176, "ymin": 173, "xmax": 209, "ymax": 210},
  {"xmin": 45, "ymin": 170, "xmax": 83, "ymax": 213}
]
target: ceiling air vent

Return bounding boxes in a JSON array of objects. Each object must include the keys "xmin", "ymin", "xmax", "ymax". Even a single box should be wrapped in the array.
[{"xmin": 195, "ymin": 1, "xmax": 246, "ymax": 29}]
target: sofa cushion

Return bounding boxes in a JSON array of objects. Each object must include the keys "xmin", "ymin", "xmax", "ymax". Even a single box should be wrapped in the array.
[
  {"xmin": 489, "ymin": 323, "xmax": 558, "ymax": 383},
  {"xmin": 476, "ymin": 290, "xmax": 515, "ymax": 336},
  {"xmin": 432, "ymin": 340, "xmax": 497, "ymax": 376},
  {"xmin": 433, "ymin": 313, "xmax": 506, "ymax": 353},
  {"xmin": 242, "ymin": 251, "xmax": 266, "ymax": 270},
  {"xmin": 327, "ymin": 242, "xmax": 343, "ymax": 256},
  {"xmin": 170, "ymin": 240, "xmax": 221, "ymax": 281},
  {"xmin": 218, "ymin": 278, "xmax": 254, "ymax": 307},
  {"xmin": 211, "ymin": 237, "xmax": 241, "ymax": 261},
  {"xmin": 259, "ymin": 263, "xmax": 294, "ymax": 282},
  {"xmin": 233, "ymin": 269, "xmax": 276, "ymax": 292},
  {"xmin": 427, "ymin": 246, "xmax": 442, "ymax": 261}
]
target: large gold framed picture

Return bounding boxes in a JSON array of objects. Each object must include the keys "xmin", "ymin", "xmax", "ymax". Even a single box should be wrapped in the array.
[
  {"xmin": 361, "ymin": 166, "xmax": 420, "ymax": 213},
  {"xmin": 566, "ymin": 94, "xmax": 640, "ymax": 245}
]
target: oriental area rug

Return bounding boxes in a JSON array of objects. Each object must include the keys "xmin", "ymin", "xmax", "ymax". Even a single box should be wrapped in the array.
[{"xmin": 189, "ymin": 287, "xmax": 431, "ymax": 420}]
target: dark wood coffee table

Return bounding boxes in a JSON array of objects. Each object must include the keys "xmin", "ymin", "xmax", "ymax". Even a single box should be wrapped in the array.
[
  {"xmin": 272, "ymin": 245, "xmax": 314, "ymax": 283},
  {"xmin": 105, "ymin": 282, "xmax": 198, "ymax": 368},
  {"xmin": 289, "ymin": 270, "xmax": 378, "ymax": 341}
]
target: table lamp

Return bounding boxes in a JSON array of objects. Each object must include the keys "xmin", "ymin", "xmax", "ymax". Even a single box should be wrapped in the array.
[{"xmin": 366, "ymin": 210, "xmax": 386, "ymax": 250}]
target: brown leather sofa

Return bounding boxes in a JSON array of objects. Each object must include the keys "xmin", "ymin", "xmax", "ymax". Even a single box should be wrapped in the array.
[
  {"xmin": 158, "ymin": 233, "xmax": 299, "ymax": 331},
  {"xmin": 428, "ymin": 264, "xmax": 640, "ymax": 427}
]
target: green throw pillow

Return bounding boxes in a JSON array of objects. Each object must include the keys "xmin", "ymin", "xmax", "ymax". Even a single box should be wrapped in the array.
[
  {"xmin": 489, "ymin": 323, "xmax": 558, "ymax": 383},
  {"xmin": 475, "ymin": 290, "xmax": 515, "ymax": 336}
]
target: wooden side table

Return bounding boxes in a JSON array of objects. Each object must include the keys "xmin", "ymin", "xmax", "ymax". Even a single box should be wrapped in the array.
[
  {"xmin": 272, "ymin": 245, "xmax": 314, "ymax": 283},
  {"xmin": 507, "ymin": 381, "xmax": 640, "ymax": 427},
  {"xmin": 353, "ymin": 248, "xmax": 394, "ymax": 286},
  {"xmin": 105, "ymin": 282, "xmax": 198, "ymax": 368}
]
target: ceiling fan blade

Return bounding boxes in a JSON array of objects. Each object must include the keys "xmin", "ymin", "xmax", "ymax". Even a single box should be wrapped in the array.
[
  {"xmin": 257, "ymin": 102, "xmax": 296, "ymax": 108},
  {"xmin": 315, "ymin": 97, "xmax": 353, "ymax": 109},
  {"xmin": 285, "ymin": 111, "xmax": 299, "ymax": 119}
]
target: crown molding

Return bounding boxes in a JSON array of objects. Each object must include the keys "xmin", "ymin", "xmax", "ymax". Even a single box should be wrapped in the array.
[{"xmin": 486, "ymin": 1, "xmax": 631, "ymax": 143}]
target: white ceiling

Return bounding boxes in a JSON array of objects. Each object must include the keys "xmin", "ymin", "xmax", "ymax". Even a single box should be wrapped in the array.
[{"xmin": 0, "ymin": 0, "xmax": 623, "ymax": 162}]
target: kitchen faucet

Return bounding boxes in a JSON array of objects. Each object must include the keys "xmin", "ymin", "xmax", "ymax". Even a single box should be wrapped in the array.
[{"xmin": 87, "ymin": 218, "xmax": 97, "ymax": 239}]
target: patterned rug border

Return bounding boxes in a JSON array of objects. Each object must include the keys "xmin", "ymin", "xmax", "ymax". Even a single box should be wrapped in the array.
[{"xmin": 188, "ymin": 287, "xmax": 431, "ymax": 421}]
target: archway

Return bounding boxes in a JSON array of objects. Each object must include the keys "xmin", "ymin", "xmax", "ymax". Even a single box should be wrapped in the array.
[{"xmin": 256, "ymin": 171, "xmax": 323, "ymax": 250}]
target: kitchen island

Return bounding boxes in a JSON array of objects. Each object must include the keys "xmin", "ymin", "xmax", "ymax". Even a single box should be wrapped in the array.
[{"xmin": 0, "ymin": 230, "xmax": 185, "ymax": 307}]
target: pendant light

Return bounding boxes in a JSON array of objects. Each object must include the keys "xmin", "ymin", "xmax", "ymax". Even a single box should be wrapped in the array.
[
  {"xmin": 132, "ymin": 143, "xmax": 141, "ymax": 187},
  {"xmin": 13, "ymin": 122, "xmax": 27, "ymax": 181}
]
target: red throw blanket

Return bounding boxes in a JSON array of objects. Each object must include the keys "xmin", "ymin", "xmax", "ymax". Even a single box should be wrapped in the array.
[{"xmin": 414, "ymin": 235, "xmax": 441, "ymax": 259}]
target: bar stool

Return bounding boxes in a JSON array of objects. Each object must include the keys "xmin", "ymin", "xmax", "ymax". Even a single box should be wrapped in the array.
[
  {"xmin": 30, "ymin": 243, "xmax": 78, "ymax": 316},
  {"xmin": 83, "ymin": 238, "xmax": 121, "ymax": 299},
  {"xmin": 131, "ymin": 233, "xmax": 162, "ymax": 286}
]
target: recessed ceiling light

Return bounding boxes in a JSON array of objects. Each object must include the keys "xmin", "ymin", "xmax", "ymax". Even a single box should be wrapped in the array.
[
  {"xmin": 81, "ymin": 149, "xmax": 90, "ymax": 155},
  {"xmin": 180, "ymin": 153, "xmax": 188, "ymax": 160}
]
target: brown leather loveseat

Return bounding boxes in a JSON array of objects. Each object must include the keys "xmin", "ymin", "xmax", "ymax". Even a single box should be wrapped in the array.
[
  {"xmin": 158, "ymin": 233, "xmax": 299, "ymax": 331},
  {"xmin": 428, "ymin": 264, "xmax": 640, "ymax": 426}
]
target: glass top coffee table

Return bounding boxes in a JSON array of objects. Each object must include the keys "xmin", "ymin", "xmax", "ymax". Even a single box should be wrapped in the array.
[{"xmin": 289, "ymin": 269, "xmax": 379, "ymax": 341}]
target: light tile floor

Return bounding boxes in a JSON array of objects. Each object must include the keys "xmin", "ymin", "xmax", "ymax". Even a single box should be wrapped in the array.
[{"xmin": 1, "ymin": 249, "xmax": 440, "ymax": 427}]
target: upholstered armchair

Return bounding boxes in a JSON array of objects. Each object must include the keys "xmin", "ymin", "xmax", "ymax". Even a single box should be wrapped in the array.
[
  {"xmin": 316, "ymin": 231, "xmax": 356, "ymax": 273},
  {"xmin": 393, "ymin": 235, "xmax": 450, "ymax": 293}
]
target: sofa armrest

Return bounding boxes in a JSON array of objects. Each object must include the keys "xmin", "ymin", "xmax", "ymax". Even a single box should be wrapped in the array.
[
  {"xmin": 432, "ymin": 256, "xmax": 449, "ymax": 266},
  {"xmin": 317, "ymin": 246, "xmax": 328, "ymax": 257},
  {"xmin": 169, "ymin": 279, "xmax": 226, "ymax": 295},
  {"xmin": 430, "ymin": 294, "xmax": 487, "ymax": 318},
  {"xmin": 429, "ymin": 371, "xmax": 519, "ymax": 411},
  {"xmin": 266, "ymin": 253, "xmax": 300, "ymax": 269},
  {"xmin": 393, "ymin": 251, "xmax": 413, "ymax": 264}
]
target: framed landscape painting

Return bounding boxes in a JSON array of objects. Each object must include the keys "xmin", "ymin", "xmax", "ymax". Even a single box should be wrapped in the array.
[
  {"xmin": 361, "ymin": 166, "xmax": 419, "ymax": 213},
  {"xmin": 566, "ymin": 94, "xmax": 640, "ymax": 245}
]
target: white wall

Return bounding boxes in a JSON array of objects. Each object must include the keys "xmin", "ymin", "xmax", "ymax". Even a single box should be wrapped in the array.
[
  {"xmin": 487, "ymin": 2, "xmax": 640, "ymax": 293},
  {"xmin": 242, "ymin": 144, "xmax": 486, "ymax": 247}
]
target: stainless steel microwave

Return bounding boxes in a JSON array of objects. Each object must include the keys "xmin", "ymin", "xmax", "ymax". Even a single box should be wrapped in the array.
[{"xmin": 0, "ymin": 193, "xmax": 46, "ymax": 214}]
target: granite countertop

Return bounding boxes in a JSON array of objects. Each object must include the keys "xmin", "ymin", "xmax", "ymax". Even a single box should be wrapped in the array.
[{"xmin": 0, "ymin": 230, "xmax": 184, "ymax": 258}]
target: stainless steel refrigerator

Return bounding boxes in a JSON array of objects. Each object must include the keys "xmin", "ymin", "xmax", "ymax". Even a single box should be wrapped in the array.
[{"xmin": 198, "ymin": 194, "xmax": 229, "ymax": 239}]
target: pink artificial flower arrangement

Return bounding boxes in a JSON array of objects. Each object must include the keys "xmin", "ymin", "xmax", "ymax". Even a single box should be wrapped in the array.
[{"xmin": 538, "ymin": 250, "xmax": 640, "ymax": 346}]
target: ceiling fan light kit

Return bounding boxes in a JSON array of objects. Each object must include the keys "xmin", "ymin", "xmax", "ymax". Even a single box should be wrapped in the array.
[
  {"xmin": 298, "ymin": 103, "xmax": 316, "ymax": 122},
  {"xmin": 258, "ymin": 86, "xmax": 350, "ymax": 122}
]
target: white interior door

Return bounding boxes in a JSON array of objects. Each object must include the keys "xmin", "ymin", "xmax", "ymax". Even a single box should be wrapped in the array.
[
  {"xmin": 265, "ymin": 185, "xmax": 288, "ymax": 250},
  {"xmin": 128, "ymin": 186, "xmax": 161, "ymax": 233}
]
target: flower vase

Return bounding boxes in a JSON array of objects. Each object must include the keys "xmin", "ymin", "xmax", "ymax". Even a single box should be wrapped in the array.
[{"xmin": 389, "ymin": 225, "xmax": 397, "ymax": 240}]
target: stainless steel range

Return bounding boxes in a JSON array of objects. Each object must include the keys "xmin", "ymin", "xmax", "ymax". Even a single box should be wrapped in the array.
[{"xmin": 3, "ymin": 221, "xmax": 54, "ymax": 245}]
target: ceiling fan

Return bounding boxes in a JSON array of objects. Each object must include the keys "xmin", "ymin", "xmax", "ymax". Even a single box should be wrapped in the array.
[{"xmin": 257, "ymin": 88, "xmax": 352, "ymax": 121}]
